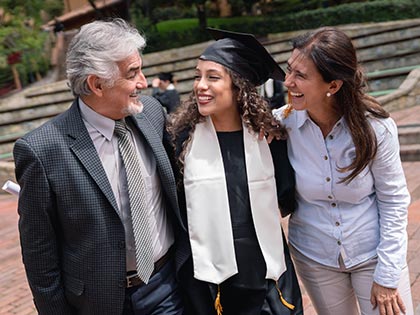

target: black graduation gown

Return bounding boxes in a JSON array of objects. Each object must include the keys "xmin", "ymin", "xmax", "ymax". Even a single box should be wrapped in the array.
[{"xmin": 168, "ymin": 128, "xmax": 302, "ymax": 315}]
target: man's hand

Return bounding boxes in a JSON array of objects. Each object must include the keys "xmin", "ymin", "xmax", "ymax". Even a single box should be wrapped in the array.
[
  {"xmin": 152, "ymin": 78, "xmax": 160, "ymax": 88},
  {"xmin": 371, "ymin": 282, "xmax": 406, "ymax": 315}
]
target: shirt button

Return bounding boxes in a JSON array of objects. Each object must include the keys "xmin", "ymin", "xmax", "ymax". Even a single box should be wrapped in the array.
[
  {"xmin": 328, "ymin": 195, "xmax": 333, "ymax": 199},
  {"xmin": 329, "ymin": 135, "xmax": 334, "ymax": 140},
  {"xmin": 335, "ymin": 221, "xmax": 340, "ymax": 226},
  {"xmin": 331, "ymin": 203, "xmax": 337, "ymax": 207},
  {"xmin": 326, "ymin": 177, "xmax": 331, "ymax": 182},
  {"xmin": 324, "ymin": 155, "xmax": 328, "ymax": 160},
  {"xmin": 337, "ymin": 240, "xmax": 342, "ymax": 245}
]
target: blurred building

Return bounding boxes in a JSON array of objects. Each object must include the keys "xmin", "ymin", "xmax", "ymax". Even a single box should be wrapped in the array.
[
  {"xmin": 45, "ymin": 0, "xmax": 130, "ymax": 32},
  {"xmin": 44, "ymin": 0, "xmax": 131, "ymax": 80}
]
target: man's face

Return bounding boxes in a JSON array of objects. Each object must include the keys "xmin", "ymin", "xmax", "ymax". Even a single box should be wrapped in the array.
[{"xmin": 101, "ymin": 51, "xmax": 147, "ymax": 119}]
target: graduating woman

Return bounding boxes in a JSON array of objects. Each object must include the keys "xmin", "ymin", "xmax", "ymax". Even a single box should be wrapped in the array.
[{"xmin": 167, "ymin": 28, "xmax": 303, "ymax": 315}]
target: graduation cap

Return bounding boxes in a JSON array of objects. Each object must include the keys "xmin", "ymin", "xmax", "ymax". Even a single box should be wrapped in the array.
[
  {"xmin": 199, "ymin": 27, "xmax": 285, "ymax": 86},
  {"xmin": 158, "ymin": 72, "xmax": 173, "ymax": 82}
]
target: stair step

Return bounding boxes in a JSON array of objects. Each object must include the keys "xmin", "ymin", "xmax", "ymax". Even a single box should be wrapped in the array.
[
  {"xmin": 402, "ymin": 161, "xmax": 420, "ymax": 201},
  {"xmin": 400, "ymin": 144, "xmax": 420, "ymax": 161},
  {"xmin": 398, "ymin": 125, "xmax": 420, "ymax": 145}
]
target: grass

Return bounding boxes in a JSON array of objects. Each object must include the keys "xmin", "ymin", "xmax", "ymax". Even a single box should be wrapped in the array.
[{"xmin": 156, "ymin": 16, "xmax": 266, "ymax": 32}]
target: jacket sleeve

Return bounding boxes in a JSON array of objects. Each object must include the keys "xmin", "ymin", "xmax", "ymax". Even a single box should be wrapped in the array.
[
  {"xmin": 269, "ymin": 139, "xmax": 296, "ymax": 217},
  {"xmin": 13, "ymin": 138, "xmax": 74, "ymax": 315}
]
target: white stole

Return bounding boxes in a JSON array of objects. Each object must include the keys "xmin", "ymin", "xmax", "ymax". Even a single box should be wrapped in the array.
[{"xmin": 183, "ymin": 116, "xmax": 286, "ymax": 284}]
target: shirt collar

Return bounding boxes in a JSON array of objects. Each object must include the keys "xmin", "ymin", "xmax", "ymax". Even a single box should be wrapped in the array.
[
  {"xmin": 296, "ymin": 109, "xmax": 311, "ymax": 129},
  {"xmin": 295, "ymin": 109, "xmax": 345, "ymax": 131},
  {"xmin": 167, "ymin": 83, "xmax": 175, "ymax": 90},
  {"xmin": 78, "ymin": 98, "xmax": 115, "ymax": 141}
]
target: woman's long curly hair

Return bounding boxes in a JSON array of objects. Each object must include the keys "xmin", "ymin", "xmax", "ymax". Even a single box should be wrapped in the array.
[
  {"xmin": 292, "ymin": 27, "xmax": 389, "ymax": 183},
  {"xmin": 167, "ymin": 67, "xmax": 287, "ymax": 174}
]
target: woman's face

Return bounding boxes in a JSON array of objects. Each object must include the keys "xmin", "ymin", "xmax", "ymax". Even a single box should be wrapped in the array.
[
  {"xmin": 283, "ymin": 49, "xmax": 331, "ymax": 112},
  {"xmin": 194, "ymin": 60, "xmax": 239, "ymax": 122}
]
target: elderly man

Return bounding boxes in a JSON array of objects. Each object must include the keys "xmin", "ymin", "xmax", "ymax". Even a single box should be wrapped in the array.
[{"xmin": 14, "ymin": 18, "xmax": 184, "ymax": 315}]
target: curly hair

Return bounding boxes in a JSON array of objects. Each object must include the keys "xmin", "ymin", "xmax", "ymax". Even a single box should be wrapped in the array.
[
  {"xmin": 292, "ymin": 27, "xmax": 389, "ymax": 183},
  {"xmin": 167, "ymin": 68, "xmax": 287, "ymax": 173}
]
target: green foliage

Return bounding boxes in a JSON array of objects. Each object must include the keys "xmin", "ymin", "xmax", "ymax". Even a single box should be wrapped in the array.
[
  {"xmin": 144, "ymin": 0, "xmax": 420, "ymax": 52},
  {"xmin": 0, "ymin": 0, "xmax": 56, "ymax": 89},
  {"xmin": 155, "ymin": 15, "xmax": 264, "ymax": 32},
  {"xmin": 274, "ymin": 0, "xmax": 420, "ymax": 30},
  {"xmin": 152, "ymin": 5, "xmax": 196, "ymax": 22},
  {"xmin": 0, "ymin": 0, "xmax": 63, "ymax": 23}
]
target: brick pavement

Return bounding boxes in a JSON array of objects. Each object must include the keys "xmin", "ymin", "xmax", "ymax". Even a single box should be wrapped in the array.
[
  {"xmin": 1, "ymin": 106, "xmax": 420, "ymax": 315},
  {"xmin": 1, "ymin": 183, "xmax": 420, "ymax": 314}
]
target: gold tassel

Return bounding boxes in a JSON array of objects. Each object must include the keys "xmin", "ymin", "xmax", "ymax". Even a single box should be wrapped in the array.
[
  {"xmin": 276, "ymin": 280, "xmax": 295, "ymax": 310},
  {"xmin": 214, "ymin": 285, "xmax": 223, "ymax": 315}
]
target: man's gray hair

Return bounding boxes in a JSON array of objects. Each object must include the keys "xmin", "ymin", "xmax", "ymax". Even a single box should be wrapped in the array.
[{"xmin": 66, "ymin": 18, "xmax": 146, "ymax": 96}]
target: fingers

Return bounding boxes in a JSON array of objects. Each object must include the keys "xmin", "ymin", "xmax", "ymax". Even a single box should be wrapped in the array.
[
  {"xmin": 371, "ymin": 294, "xmax": 377, "ymax": 309},
  {"xmin": 267, "ymin": 134, "xmax": 275, "ymax": 144},
  {"xmin": 371, "ymin": 282, "xmax": 406, "ymax": 315},
  {"xmin": 396, "ymin": 293, "xmax": 406, "ymax": 314}
]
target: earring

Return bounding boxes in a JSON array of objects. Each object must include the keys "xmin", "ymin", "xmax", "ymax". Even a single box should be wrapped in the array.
[{"xmin": 326, "ymin": 92, "xmax": 331, "ymax": 97}]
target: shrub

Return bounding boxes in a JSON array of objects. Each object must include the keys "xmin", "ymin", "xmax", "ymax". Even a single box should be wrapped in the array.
[{"xmin": 144, "ymin": 0, "xmax": 420, "ymax": 52}]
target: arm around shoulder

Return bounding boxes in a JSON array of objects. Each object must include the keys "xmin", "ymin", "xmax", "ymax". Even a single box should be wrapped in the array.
[{"xmin": 269, "ymin": 139, "xmax": 296, "ymax": 217}]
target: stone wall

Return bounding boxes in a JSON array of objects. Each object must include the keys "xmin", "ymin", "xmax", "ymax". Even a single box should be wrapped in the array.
[{"xmin": 379, "ymin": 68, "xmax": 420, "ymax": 112}]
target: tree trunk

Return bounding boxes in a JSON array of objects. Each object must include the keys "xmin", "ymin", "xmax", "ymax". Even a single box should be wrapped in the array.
[
  {"xmin": 196, "ymin": 3, "xmax": 207, "ymax": 31},
  {"xmin": 11, "ymin": 65, "xmax": 22, "ymax": 90}
]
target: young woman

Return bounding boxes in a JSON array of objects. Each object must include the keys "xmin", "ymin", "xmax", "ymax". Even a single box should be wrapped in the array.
[
  {"xmin": 167, "ymin": 28, "xmax": 302, "ymax": 315},
  {"xmin": 274, "ymin": 27, "xmax": 414, "ymax": 315}
]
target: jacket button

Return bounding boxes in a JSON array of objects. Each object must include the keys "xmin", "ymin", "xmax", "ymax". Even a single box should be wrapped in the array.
[
  {"xmin": 119, "ymin": 280, "xmax": 125, "ymax": 288},
  {"xmin": 119, "ymin": 241, "xmax": 125, "ymax": 249}
]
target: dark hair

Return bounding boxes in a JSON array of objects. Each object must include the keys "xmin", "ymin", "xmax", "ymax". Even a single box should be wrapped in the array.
[
  {"xmin": 292, "ymin": 27, "xmax": 389, "ymax": 183},
  {"xmin": 167, "ymin": 68, "xmax": 287, "ymax": 173},
  {"xmin": 158, "ymin": 72, "xmax": 173, "ymax": 82}
]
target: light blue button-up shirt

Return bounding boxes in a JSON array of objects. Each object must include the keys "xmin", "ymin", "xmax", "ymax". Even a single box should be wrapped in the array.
[{"xmin": 273, "ymin": 106, "xmax": 410, "ymax": 288}]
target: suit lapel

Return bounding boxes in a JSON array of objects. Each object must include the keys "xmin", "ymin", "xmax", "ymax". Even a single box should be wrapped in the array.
[
  {"xmin": 66, "ymin": 101, "xmax": 119, "ymax": 212},
  {"xmin": 129, "ymin": 114, "xmax": 185, "ymax": 230}
]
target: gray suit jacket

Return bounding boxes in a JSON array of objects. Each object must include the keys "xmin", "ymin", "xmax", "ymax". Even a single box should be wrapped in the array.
[{"xmin": 13, "ymin": 96, "xmax": 183, "ymax": 315}]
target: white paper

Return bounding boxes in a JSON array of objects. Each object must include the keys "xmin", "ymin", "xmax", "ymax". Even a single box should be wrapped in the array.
[{"xmin": 2, "ymin": 180, "xmax": 20, "ymax": 196}]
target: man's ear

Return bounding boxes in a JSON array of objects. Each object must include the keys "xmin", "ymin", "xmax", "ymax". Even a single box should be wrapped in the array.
[
  {"xmin": 87, "ymin": 75, "xmax": 103, "ymax": 97},
  {"xmin": 328, "ymin": 79, "xmax": 343, "ymax": 96}
]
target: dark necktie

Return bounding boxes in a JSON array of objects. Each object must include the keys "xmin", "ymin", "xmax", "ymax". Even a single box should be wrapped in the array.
[{"xmin": 114, "ymin": 119, "xmax": 154, "ymax": 283}]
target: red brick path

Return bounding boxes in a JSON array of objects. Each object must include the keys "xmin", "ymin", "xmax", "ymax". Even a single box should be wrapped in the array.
[{"xmin": 1, "ymin": 191, "xmax": 420, "ymax": 314}]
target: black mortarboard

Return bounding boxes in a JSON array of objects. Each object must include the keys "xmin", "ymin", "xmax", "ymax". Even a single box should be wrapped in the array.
[
  {"xmin": 199, "ymin": 28, "xmax": 285, "ymax": 86},
  {"xmin": 158, "ymin": 72, "xmax": 173, "ymax": 82}
]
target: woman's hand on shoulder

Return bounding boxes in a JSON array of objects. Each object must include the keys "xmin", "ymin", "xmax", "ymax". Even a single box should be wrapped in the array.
[
  {"xmin": 258, "ymin": 119, "xmax": 282, "ymax": 143},
  {"xmin": 371, "ymin": 282, "xmax": 406, "ymax": 315}
]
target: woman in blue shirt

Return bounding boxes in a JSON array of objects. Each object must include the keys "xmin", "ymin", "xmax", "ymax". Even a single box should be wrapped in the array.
[{"xmin": 274, "ymin": 27, "xmax": 414, "ymax": 315}]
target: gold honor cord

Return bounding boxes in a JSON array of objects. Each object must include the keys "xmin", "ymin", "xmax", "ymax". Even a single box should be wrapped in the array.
[{"xmin": 276, "ymin": 280, "xmax": 296, "ymax": 310}]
